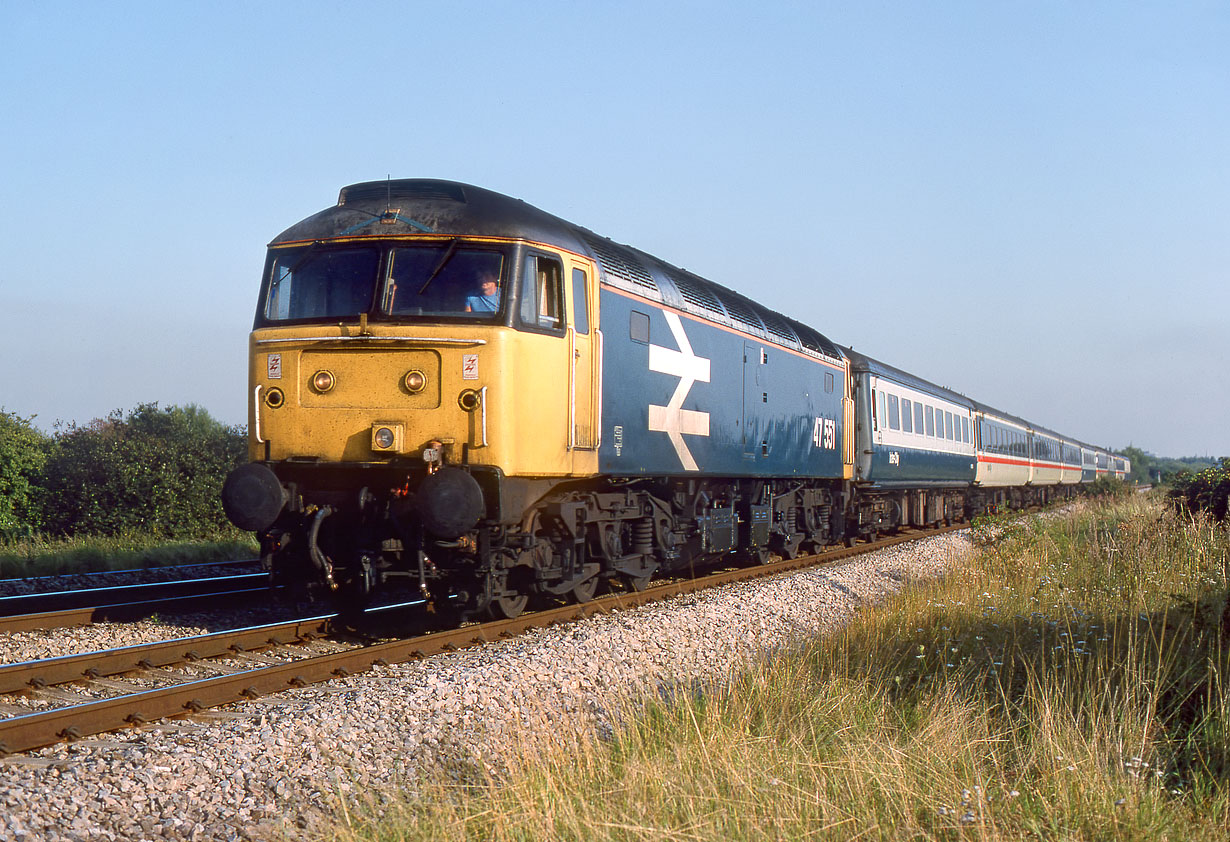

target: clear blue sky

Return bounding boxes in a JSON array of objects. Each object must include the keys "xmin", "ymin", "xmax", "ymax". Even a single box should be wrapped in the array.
[{"xmin": 1, "ymin": 1, "xmax": 1226, "ymax": 457}]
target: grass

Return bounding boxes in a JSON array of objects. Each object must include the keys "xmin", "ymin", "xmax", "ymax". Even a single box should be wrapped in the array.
[
  {"xmin": 319, "ymin": 496, "xmax": 1229, "ymax": 841},
  {"xmin": 0, "ymin": 530, "xmax": 259, "ymax": 579}
]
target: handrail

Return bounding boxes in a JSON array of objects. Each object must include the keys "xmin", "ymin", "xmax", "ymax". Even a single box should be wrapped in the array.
[
  {"xmin": 253, "ymin": 385, "xmax": 264, "ymax": 444},
  {"xmin": 255, "ymin": 335, "xmax": 486, "ymax": 347}
]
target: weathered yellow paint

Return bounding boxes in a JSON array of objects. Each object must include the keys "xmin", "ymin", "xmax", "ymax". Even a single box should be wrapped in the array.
[
  {"xmin": 247, "ymin": 247, "xmax": 603, "ymax": 480},
  {"xmin": 563, "ymin": 254, "xmax": 600, "ymax": 475}
]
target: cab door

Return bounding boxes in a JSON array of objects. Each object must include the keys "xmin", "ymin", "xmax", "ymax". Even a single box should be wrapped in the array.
[{"xmin": 566, "ymin": 257, "xmax": 600, "ymax": 470}]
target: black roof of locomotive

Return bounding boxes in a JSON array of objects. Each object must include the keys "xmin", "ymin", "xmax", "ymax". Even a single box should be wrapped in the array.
[
  {"xmin": 271, "ymin": 180, "xmax": 593, "ymax": 255},
  {"xmin": 271, "ymin": 179, "xmax": 845, "ymax": 364}
]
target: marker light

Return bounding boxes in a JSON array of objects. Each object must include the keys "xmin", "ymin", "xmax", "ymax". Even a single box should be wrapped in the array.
[
  {"xmin": 458, "ymin": 390, "xmax": 480, "ymax": 412},
  {"xmin": 264, "ymin": 388, "xmax": 285, "ymax": 409},
  {"xmin": 312, "ymin": 370, "xmax": 335, "ymax": 393},
  {"xmin": 374, "ymin": 427, "xmax": 395, "ymax": 449},
  {"xmin": 404, "ymin": 369, "xmax": 427, "ymax": 393}
]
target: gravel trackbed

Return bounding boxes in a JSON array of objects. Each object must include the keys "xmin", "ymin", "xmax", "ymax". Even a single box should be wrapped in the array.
[{"xmin": 1, "ymin": 532, "xmax": 973, "ymax": 841}]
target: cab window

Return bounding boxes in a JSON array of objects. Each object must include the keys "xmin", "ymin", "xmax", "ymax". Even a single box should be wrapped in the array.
[
  {"xmin": 571, "ymin": 268, "xmax": 590, "ymax": 334},
  {"xmin": 520, "ymin": 254, "xmax": 564, "ymax": 331},
  {"xmin": 385, "ymin": 246, "xmax": 505, "ymax": 318},
  {"xmin": 264, "ymin": 246, "xmax": 380, "ymax": 322}
]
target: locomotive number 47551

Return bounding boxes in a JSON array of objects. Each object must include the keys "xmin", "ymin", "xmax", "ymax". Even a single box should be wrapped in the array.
[{"xmin": 812, "ymin": 417, "xmax": 836, "ymax": 450}]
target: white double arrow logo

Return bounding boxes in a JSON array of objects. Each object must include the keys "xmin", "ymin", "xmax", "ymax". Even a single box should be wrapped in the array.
[{"xmin": 647, "ymin": 311, "xmax": 711, "ymax": 471}]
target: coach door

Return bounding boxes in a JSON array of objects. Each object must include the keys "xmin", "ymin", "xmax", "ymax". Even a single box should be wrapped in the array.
[{"xmin": 567, "ymin": 258, "xmax": 600, "ymax": 468}]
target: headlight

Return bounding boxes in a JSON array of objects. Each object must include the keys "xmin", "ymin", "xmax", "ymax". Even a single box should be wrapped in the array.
[
  {"xmin": 404, "ymin": 369, "xmax": 427, "ymax": 394},
  {"xmin": 264, "ymin": 388, "xmax": 285, "ymax": 409},
  {"xmin": 458, "ymin": 389, "xmax": 480, "ymax": 412},
  {"xmin": 311, "ymin": 370, "xmax": 335, "ymax": 393},
  {"xmin": 374, "ymin": 427, "xmax": 395, "ymax": 449}
]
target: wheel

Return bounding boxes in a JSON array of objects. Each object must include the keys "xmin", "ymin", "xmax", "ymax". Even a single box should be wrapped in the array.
[
  {"xmin": 489, "ymin": 590, "xmax": 529, "ymax": 620},
  {"xmin": 752, "ymin": 547, "xmax": 776, "ymax": 565},
  {"xmin": 570, "ymin": 573, "xmax": 600, "ymax": 604},
  {"xmin": 621, "ymin": 572, "xmax": 652, "ymax": 592}
]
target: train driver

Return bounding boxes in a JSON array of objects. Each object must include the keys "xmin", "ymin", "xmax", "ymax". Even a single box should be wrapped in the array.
[{"xmin": 464, "ymin": 270, "xmax": 501, "ymax": 313}]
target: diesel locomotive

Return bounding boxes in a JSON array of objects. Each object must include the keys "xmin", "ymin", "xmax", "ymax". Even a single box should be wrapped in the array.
[{"xmin": 221, "ymin": 179, "xmax": 1128, "ymax": 618}]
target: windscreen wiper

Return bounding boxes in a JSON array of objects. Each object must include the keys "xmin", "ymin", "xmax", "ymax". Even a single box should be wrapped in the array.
[
  {"xmin": 283, "ymin": 240, "xmax": 323, "ymax": 277},
  {"xmin": 418, "ymin": 238, "xmax": 459, "ymax": 295}
]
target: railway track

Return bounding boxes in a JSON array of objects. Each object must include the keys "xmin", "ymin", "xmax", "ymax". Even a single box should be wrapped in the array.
[
  {"xmin": 0, "ymin": 558, "xmax": 259, "ymax": 590},
  {"xmin": 0, "ymin": 573, "xmax": 275, "ymax": 634},
  {"xmin": 0, "ymin": 522, "xmax": 968, "ymax": 756}
]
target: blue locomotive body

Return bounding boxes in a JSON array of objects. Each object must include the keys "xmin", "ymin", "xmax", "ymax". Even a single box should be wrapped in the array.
[{"xmin": 597, "ymin": 288, "xmax": 847, "ymax": 480}]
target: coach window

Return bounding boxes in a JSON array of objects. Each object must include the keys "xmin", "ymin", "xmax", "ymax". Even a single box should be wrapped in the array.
[
  {"xmin": 887, "ymin": 394, "xmax": 900, "ymax": 430},
  {"xmin": 901, "ymin": 398, "xmax": 913, "ymax": 433},
  {"xmin": 876, "ymin": 390, "xmax": 887, "ymax": 431},
  {"xmin": 945, "ymin": 411, "xmax": 954, "ymax": 440},
  {"xmin": 571, "ymin": 268, "xmax": 589, "ymax": 334},
  {"xmin": 962, "ymin": 417, "xmax": 969, "ymax": 443},
  {"xmin": 520, "ymin": 253, "xmax": 563, "ymax": 331},
  {"xmin": 914, "ymin": 402, "xmax": 924, "ymax": 434},
  {"xmin": 925, "ymin": 405, "xmax": 935, "ymax": 437}
]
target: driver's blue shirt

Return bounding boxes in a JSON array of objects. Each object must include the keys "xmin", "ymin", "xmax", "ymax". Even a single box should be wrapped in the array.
[{"xmin": 465, "ymin": 292, "xmax": 500, "ymax": 313}]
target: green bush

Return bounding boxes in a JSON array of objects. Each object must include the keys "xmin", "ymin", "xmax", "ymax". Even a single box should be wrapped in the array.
[
  {"xmin": 1168, "ymin": 458, "xmax": 1230, "ymax": 522},
  {"xmin": 1080, "ymin": 476, "xmax": 1132, "ymax": 500},
  {"xmin": 0, "ymin": 409, "xmax": 51, "ymax": 537},
  {"xmin": 38, "ymin": 403, "xmax": 247, "ymax": 539}
]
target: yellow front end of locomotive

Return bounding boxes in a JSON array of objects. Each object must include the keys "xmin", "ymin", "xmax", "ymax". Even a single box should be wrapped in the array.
[{"xmin": 247, "ymin": 318, "xmax": 596, "ymax": 479}]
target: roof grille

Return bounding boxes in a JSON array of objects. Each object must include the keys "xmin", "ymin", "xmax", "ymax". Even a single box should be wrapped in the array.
[
  {"xmin": 583, "ymin": 236, "xmax": 659, "ymax": 296},
  {"xmin": 758, "ymin": 309, "xmax": 800, "ymax": 348},
  {"xmin": 786, "ymin": 317, "xmax": 841, "ymax": 360},
  {"xmin": 338, "ymin": 181, "xmax": 466, "ymax": 205},
  {"xmin": 669, "ymin": 271, "xmax": 724, "ymax": 318},
  {"xmin": 714, "ymin": 290, "xmax": 765, "ymax": 337}
]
